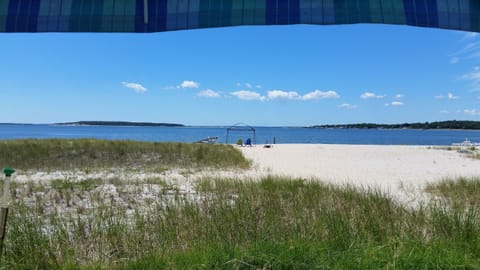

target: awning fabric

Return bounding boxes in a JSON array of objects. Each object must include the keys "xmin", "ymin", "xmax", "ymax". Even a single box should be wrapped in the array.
[{"xmin": 0, "ymin": 0, "xmax": 479, "ymax": 33}]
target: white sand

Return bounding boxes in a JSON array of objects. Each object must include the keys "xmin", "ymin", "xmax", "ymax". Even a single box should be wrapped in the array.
[{"xmin": 240, "ymin": 144, "xmax": 480, "ymax": 197}]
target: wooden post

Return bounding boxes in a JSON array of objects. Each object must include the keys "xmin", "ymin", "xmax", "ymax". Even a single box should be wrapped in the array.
[
  {"xmin": 0, "ymin": 168, "xmax": 15, "ymax": 256},
  {"xmin": 0, "ymin": 207, "xmax": 8, "ymax": 255}
]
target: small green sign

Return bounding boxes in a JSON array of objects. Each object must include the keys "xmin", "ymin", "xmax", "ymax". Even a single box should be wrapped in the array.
[{"xmin": 3, "ymin": 168, "xmax": 15, "ymax": 177}]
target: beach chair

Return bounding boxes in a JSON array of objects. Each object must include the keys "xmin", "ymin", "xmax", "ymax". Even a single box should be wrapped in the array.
[{"xmin": 245, "ymin": 138, "xmax": 252, "ymax": 146}]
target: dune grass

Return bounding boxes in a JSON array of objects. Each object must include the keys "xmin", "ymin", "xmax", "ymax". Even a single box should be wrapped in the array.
[
  {"xmin": 0, "ymin": 177, "xmax": 479, "ymax": 269},
  {"xmin": 425, "ymin": 177, "xmax": 480, "ymax": 208},
  {"xmin": 0, "ymin": 139, "xmax": 250, "ymax": 171}
]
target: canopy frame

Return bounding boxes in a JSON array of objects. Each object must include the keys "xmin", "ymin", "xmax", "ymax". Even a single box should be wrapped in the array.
[{"xmin": 226, "ymin": 123, "xmax": 256, "ymax": 145}]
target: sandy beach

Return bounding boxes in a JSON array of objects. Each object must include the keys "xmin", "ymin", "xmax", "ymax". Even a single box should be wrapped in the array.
[
  {"xmin": 12, "ymin": 143, "xmax": 480, "ymax": 205},
  {"xmin": 240, "ymin": 144, "xmax": 480, "ymax": 195}
]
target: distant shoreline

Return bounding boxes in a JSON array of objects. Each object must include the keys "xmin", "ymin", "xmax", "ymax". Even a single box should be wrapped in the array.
[
  {"xmin": 308, "ymin": 120, "xmax": 480, "ymax": 130},
  {"xmin": 54, "ymin": 121, "xmax": 185, "ymax": 127}
]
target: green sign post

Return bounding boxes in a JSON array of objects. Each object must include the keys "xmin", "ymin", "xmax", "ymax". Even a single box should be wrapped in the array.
[{"xmin": 0, "ymin": 168, "xmax": 14, "ymax": 255}]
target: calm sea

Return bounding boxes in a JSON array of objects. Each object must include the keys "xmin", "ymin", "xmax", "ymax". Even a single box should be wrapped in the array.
[{"xmin": 1, "ymin": 124, "xmax": 480, "ymax": 145}]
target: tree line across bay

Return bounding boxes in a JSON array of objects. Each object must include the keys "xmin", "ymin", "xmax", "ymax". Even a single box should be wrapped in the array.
[
  {"xmin": 310, "ymin": 120, "xmax": 480, "ymax": 130},
  {"xmin": 56, "ymin": 121, "xmax": 185, "ymax": 127}
]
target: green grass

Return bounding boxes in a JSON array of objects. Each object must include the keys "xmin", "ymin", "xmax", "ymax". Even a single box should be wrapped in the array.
[
  {"xmin": 425, "ymin": 177, "xmax": 480, "ymax": 208},
  {"xmin": 1, "ymin": 177, "xmax": 480, "ymax": 269},
  {"xmin": 50, "ymin": 178, "xmax": 103, "ymax": 191},
  {"xmin": 0, "ymin": 139, "xmax": 250, "ymax": 171}
]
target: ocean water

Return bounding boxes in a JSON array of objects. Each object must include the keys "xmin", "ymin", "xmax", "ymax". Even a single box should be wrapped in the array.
[{"xmin": 1, "ymin": 124, "xmax": 480, "ymax": 145}]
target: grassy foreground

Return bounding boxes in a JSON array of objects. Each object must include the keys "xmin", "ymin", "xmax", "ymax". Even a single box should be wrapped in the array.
[
  {"xmin": 0, "ymin": 177, "xmax": 479, "ymax": 269},
  {"xmin": 0, "ymin": 139, "xmax": 479, "ymax": 269}
]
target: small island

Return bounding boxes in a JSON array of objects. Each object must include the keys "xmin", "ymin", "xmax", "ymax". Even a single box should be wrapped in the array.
[
  {"xmin": 56, "ymin": 121, "xmax": 185, "ymax": 127},
  {"xmin": 309, "ymin": 120, "xmax": 480, "ymax": 130}
]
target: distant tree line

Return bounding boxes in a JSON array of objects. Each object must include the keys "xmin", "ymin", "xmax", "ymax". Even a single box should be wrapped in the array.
[
  {"xmin": 57, "ymin": 121, "xmax": 185, "ymax": 127},
  {"xmin": 309, "ymin": 120, "xmax": 480, "ymax": 130}
]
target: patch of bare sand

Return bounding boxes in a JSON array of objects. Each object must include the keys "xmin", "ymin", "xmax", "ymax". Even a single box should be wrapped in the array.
[{"xmin": 239, "ymin": 144, "xmax": 480, "ymax": 203}]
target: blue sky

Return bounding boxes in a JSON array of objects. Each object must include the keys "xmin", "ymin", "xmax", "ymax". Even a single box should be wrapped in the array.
[{"xmin": 1, "ymin": 23, "xmax": 480, "ymax": 126}]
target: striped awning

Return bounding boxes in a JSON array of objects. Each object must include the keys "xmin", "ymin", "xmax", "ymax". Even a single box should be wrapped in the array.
[{"xmin": 1, "ymin": 0, "xmax": 479, "ymax": 33}]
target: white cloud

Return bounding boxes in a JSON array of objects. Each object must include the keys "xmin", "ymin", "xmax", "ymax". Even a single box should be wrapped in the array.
[
  {"xmin": 435, "ymin": 93, "xmax": 459, "ymax": 99},
  {"xmin": 450, "ymin": 33, "xmax": 480, "ymax": 64},
  {"xmin": 230, "ymin": 88, "xmax": 340, "ymax": 102},
  {"xmin": 231, "ymin": 90, "xmax": 265, "ymax": 101},
  {"xmin": 452, "ymin": 41, "xmax": 480, "ymax": 58},
  {"xmin": 440, "ymin": 110, "xmax": 450, "ymax": 114},
  {"xmin": 121, "ymin": 82, "xmax": 147, "ymax": 93},
  {"xmin": 180, "ymin": 80, "xmax": 199, "ymax": 88},
  {"xmin": 464, "ymin": 109, "xmax": 480, "ymax": 116},
  {"xmin": 462, "ymin": 67, "xmax": 480, "ymax": 91},
  {"xmin": 301, "ymin": 90, "xmax": 340, "ymax": 100},
  {"xmin": 267, "ymin": 90, "xmax": 301, "ymax": 100},
  {"xmin": 266, "ymin": 89, "xmax": 339, "ymax": 101},
  {"xmin": 395, "ymin": 94, "xmax": 404, "ymax": 99},
  {"xmin": 391, "ymin": 101, "xmax": 404, "ymax": 106},
  {"xmin": 462, "ymin": 66, "xmax": 480, "ymax": 80},
  {"xmin": 197, "ymin": 89, "xmax": 220, "ymax": 98},
  {"xmin": 448, "ymin": 93, "xmax": 460, "ymax": 99},
  {"xmin": 339, "ymin": 103, "xmax": 358, "ymax": 109},
  {"xmin": 237, "ymin": 82, "xmax": 260, "ymax": 89},
  {"xmin": 360, "ymin": 92, "xmax": 385, "ymax": 99}
]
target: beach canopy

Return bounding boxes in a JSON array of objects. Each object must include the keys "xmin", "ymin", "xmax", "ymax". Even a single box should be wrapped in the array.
[
  {"xmin": 226, "ymin": 123, "xmax": 256, "ymax": 145},
  {"xmin": 0, "ymin": 0, "xmax": 479, "ymax": 33}
]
